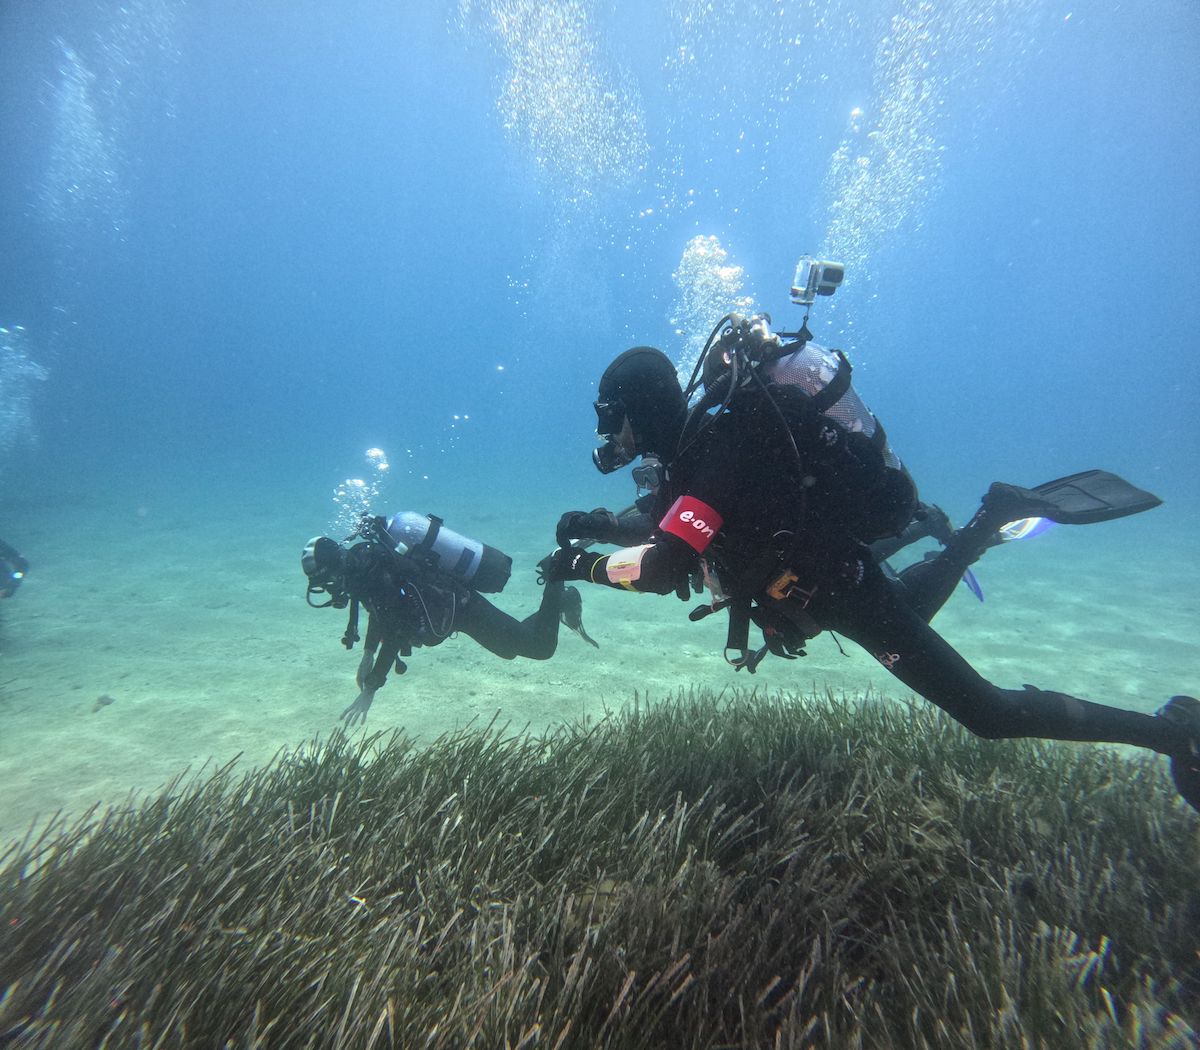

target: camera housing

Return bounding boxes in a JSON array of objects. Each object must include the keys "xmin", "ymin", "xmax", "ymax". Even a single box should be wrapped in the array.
[{"xmin": 790, "ymin": 256, "xmax": 845, "ymax": 306}]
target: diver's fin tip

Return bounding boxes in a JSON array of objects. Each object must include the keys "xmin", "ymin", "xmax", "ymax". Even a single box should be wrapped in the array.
[{"xmin": 988, "ymin": 470, "xmax": 1161, "ymax": 527}]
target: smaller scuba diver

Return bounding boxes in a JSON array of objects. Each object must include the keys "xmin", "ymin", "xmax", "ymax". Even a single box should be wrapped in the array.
[
  {"xmin": 302, "ymin": 512, "xmax": 595, "ymax": 726},
  {"xmin": 0, "ymin": 538, "xmax": 28, "ymax": 599}
]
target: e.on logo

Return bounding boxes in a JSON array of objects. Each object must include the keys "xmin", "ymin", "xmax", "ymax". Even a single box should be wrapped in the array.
[
  {"xmin": 661, "ymin": 495, "xmax": 723, "ymax": 553},
  {"xmin": 678, "ymin": 509, "xmax": 715, "ymax": 539}
]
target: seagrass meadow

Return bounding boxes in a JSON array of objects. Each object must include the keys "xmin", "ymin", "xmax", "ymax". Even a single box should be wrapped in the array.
[{"xmin": 1, "ymin": 688, "xmax": 1197, "ymax": 1049}]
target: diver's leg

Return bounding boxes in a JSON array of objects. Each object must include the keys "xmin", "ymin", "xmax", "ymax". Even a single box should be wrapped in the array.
[
  {"xmin": 813, "ymin": 561, "xmax": 1187, "ymax": 756},
  {"xmin": 870, "ymin": 503, "xmax": 954, "ymax": 563},
  {"xmin": 892, "ymin": 547, "xmax": 976, "ymax": 623},
  {"xmin": 870, "ymin": 502, "xmax": 969, "ymax": 621},
  {"xmin": 458, "ymin": 582, "xmax": 565, "ymax": 661},
  {"xmin": 891, "ymin": 495, "xmax": 1025, "ymax": 622}
]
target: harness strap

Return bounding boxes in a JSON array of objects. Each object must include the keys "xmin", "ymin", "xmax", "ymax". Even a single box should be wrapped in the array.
[
  {"xmin": 414, "ymin": 514, "xmax": 443, "ymax": 556},
  {"xmin": 869, "ymin": 416, "xmax": 888, "ymax": 453},
  {"xmin": 726, "ymin": 598, "xmax": 750, "ymax": 652},
  {"xmin": 721, "ymin": 597, "xmax": 769, "ymax": 672},
  {"xmin": 807, "ymin": 350, "xmax": 887, "ymax": 458},
  {"xmin": 807, "ymin": 348, "xmax": 853, "ymax": 414},
  {"xmin": 689, "ymin": 597, "xmax": 732, "ymax": 622},
  {"xmin": 407, "ymin": 514, "xmax": 478, "ymax": 589},
  {"xmin": 341, "ymin": 599, "xmax": 361, "ymax": 649}
]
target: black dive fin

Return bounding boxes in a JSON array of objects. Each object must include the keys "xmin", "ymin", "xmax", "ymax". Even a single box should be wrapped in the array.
[
  {"xmin": 560, "ymin": 585, "xmax": 600, "ymax": 648},
  {"xmin": 984, "ymin": 470, "xmax": 1162, "ymax": 526}
]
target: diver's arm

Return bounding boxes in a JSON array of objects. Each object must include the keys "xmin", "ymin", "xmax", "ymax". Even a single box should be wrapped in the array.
[
  {"xmin": 551, "ymin": 495, "xmax": 721, "ymax": 595},
  {"xmin": 341, "ymin": 686, "xmax": 379, "ymax": 727},
  {"xmin": 556, "ymin": 507, "xmax": 648, "ymax": 548},
  {"xmin": 610, "ymin": 508, "xmax": 655, "ymax": 545},
  {"xmin": 341, "ymin": 619, "xmax": 405, "ymax": 727}
]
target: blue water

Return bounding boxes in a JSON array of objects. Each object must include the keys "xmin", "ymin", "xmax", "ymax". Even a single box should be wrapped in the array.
[
  {"xmin": 2, "ymin": 0, "xmax": 1196, "ymax": 515},
  {"xmin": 1, "ymin": 1, "xmax": 1198, "ymax": 814}
]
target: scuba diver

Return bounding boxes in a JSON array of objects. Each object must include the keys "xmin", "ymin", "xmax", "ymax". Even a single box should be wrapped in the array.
[
  {"xmin": 0, "ymin": 538, "xmax": 28, "ymax": 599},
  {"xmin": 303, "ymin": 512, "xmax": 596, "ymax": 725},
  {"xmin": 543, "ymin": 311, "xmax": 1200, "ymax": 815},
  {"xmin": 557, "ymin": 457, "xmax": 963, "ymax": 619}
]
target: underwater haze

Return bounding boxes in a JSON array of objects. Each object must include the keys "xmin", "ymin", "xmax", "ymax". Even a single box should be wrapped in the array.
[{"xmin": 1, "ymin": 0, "xmax": 1199, "ymax": 840}]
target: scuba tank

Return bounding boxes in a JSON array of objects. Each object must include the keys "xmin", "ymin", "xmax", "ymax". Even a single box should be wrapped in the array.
[
  {"xmin": 699, "ymin": 315, "xmax": 893, "ymax": 461},
  {"xmin": 762, "ymin": 340, "xmax": 905, "ymax": 473},
  {"xmin": 384, "ymin": 512, "xmax": 512, "ymax": 593},
  {"xmin": 691, "ymin": 314, "xmax": 917, "ymax": 544}
]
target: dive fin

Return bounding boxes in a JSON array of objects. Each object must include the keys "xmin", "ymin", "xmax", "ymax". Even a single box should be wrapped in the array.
[
  {"xmin": 983, "ymin": 470, "xmax": 1161, "ymax": 526},
  {"xmin": 997, "ymin": 516, "xmax": 1055, "ymax": 542},
  {"xmin": 961, "ymin": 567, "xmax": 984, "ymax": 602},
  {"xmin": 560, "ymin": 585, "xmax": 600, "ymax": 648}
]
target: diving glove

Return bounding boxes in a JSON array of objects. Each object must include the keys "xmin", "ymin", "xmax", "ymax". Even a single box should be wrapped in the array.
[
  {"xmin": 556, "ymin": 508, "xmax": 619, "ymax": 548},
  {"xmin": 539, "ymin": 547, "xmax": 603, "ymax": 584}
]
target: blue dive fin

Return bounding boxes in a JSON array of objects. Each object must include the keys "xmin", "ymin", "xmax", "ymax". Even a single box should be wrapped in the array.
[
  {"xmin": 961, "ymin": 567, "xmax": 984, "ymax": 602},
  {"xmin": 998, "ymin": 516, "xmax": 1055, "ymax": 542}
]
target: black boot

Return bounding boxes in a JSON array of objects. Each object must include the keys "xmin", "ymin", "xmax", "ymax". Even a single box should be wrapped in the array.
[{"xmin": 980, "ymin": 481, "xmax": 1063, "ymax": 525}]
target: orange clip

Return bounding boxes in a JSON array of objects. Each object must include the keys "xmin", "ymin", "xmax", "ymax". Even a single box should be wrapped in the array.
[{"xmin": 766, "ymin": 569, "xmax": 799, "ymax": 601}]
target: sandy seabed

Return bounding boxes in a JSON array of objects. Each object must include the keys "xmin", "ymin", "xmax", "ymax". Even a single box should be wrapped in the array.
[{"xmin": 1, "ymin": 483, "xmax": 1197, "ymax": 847}]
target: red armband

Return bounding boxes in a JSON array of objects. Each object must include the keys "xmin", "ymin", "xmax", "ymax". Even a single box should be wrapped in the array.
[{"xmin": 659, "ymin": 495, "xmax": 723, "ymax": 553}]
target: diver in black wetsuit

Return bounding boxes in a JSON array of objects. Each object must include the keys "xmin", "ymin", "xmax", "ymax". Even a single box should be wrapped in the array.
[
  {"xmin": 0, "ymin": 538, "xmax": 27, "ymax": 599},
  {"xmin": 303, "ymin": 513, "xmax": 593, "ymax": 726},
  {"xmin": 557, "ymin": 459, "xmax": 961, "ymax": 620},
  {"xmin": 543, "ymin": 322, "xmax": 1200, "ymax": 814}
]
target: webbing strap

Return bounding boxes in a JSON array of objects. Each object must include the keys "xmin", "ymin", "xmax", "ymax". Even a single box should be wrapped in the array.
[
  {"xmin": 808, "ymin": 349, "xmax": 853, "ymax": 414},
  {"xmin": 723, "ymin": 598, "xmax": 768, "ymax": 671},
  {"xmin": 415, "ymin": 514, "xmax": 443, "ymax": 555},
  {"xmin": 726, "ymin": 598, "xmax": 751, "ymax": 653},
  {"xmin": 341, "ymin": 599, "xmax": 361, "ymax": 649},
  {"xmin": 869, "ymin": 416, "xmax": 888, "ymax": 452}
]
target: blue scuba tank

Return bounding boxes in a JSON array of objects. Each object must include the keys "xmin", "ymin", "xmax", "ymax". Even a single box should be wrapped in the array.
[{"xmin": 384, "ymin": 512, "xmax": 512, "ymax": 593}]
